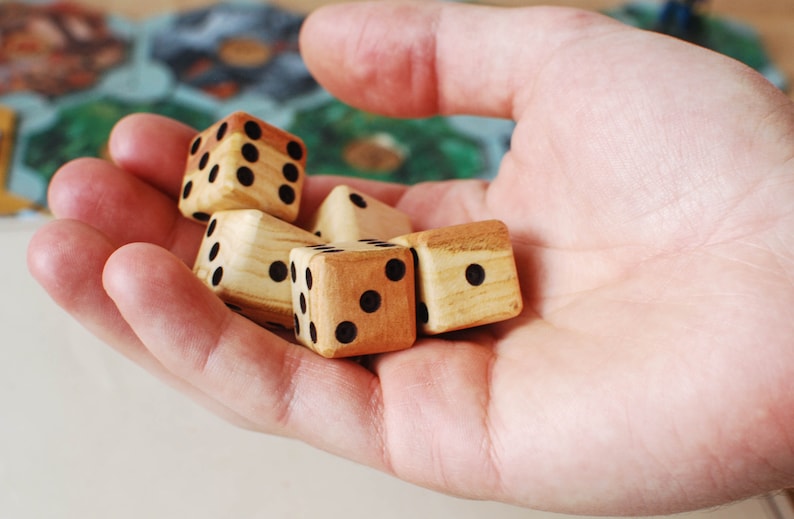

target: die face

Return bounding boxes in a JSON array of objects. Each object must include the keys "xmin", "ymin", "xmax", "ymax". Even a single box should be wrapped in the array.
[
  {"xmin": 390, "ymin": 220, "xmax": 523, "ymax": 334},
  {"xmin": 290, "ymin": 240, "xmax": 416, "ymax": 358},
  {"xmin": 193, "ymin": 209, "xmax": 324, "ymax": 329},
  {"xmin": 179, "ymin": 112, "xmax": 306, "ymax": 223},
  {"xmin": 307, "ymin": 185, "xmax": 412, "ymax": 242}
]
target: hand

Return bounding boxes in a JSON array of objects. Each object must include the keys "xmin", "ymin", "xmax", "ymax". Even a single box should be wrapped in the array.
[{"xmin": 28, "ymin": 2, "xmax": 794, "ymax": 514}]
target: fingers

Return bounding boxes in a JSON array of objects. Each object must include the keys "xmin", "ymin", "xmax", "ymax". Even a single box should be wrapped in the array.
[
  {"xmin": 48, "ymin": 157, "xmax": 204, "ymax": 264},
  {"xmin": 102, "ymin": 242, "xmax": 390, "ymax": 467},
  {"xmin": 28, "ymin": 219, "xmax": 136, "ymax": 343},
  {"xmin": 26, "ymin": 219, "xmax": 260, "ymax": 430},
  {"xmin": 300, "ymin": 1, "xmax": 620, "ymax": 119}
]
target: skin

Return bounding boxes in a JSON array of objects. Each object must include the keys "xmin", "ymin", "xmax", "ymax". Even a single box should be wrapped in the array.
[{"xmin": 26, "ymin": 1, "xmax": 794, "ymax": 515}]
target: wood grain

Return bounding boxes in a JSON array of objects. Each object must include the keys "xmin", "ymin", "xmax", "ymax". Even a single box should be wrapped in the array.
[
  {"xmin": 390, "ymin": 220, "xmax": 523, "ymax": 335},
  {"xmin": 307, "ymin": 185, "xmax": 413, "ymax": 242},
  {"xmin": 193, "ymin": 208, "xmax": 325, "ymax": 328},
  {"xmin": 290, "ymin": 240, "xmax": 416, "ymax": 357}
]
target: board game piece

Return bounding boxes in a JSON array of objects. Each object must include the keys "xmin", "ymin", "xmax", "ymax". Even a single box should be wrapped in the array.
[
  {"xmin": 0, "ymin": 106, "xmax": 17, "ymax": 187},
  {"xmin": 193, "ymin": 208, "xmax": 325, "ymax": 329},
  {"xmin": 179, "ymin": 111, "xmax": 306, "ymax": 224},
  {"xmin": 0, "ymin": 105, "xmax": 35, "ymax": 215},
  {"xmin": 290, "ymin": 240, "xmax": 416, "ymax": 358},
  {"xmin": 654, "ymin": 0, "xmax": 706, "ymax": 42},
  {"xmin": 306, "ymin": 184, "xmax": 412, "ymax": 242},
  {"xmin": 390, "ymin": 220, "xmax": 523, "ymax": 335}
]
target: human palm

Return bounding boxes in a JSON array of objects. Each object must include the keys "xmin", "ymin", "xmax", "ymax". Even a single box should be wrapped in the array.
[{"xmin": 28, "ymin": 2, "xmax": 794, "ymax": 515}]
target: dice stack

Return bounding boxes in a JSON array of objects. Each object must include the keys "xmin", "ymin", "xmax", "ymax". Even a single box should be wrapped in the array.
[{"xmin": 180, "ymin": 112, "xmax": 523, "ymax": 358}]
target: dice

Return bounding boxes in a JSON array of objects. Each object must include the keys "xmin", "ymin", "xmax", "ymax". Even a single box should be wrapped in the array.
[
  {"xmin": 193, "ymin": 209, "xmax": 325, "ymax": 329},
  {"xmin": 289, "ymin": 240, "xmax": 416, "ymax": 358},
  {"xmin": 179, "ymin": 111, "xmax": 306, "ymax": 224},
  {"xmin": 306, "ymin": 185, "xmax": 412, "ymax": 242},
  {"xmin": 178, "ymin": 113, "xmax": 524, "ymax": 357},
  {"xmin": 390, "ymin": 220, "xmax": 523, "ymax": 334}
]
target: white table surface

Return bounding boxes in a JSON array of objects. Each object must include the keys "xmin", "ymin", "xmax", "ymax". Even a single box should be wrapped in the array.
[{"xmin": 0, "ymin": 217, "xmax": 778, "ymax": 519}]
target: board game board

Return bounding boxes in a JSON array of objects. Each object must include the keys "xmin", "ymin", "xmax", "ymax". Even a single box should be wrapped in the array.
[
  {"xmin": 0, "ymin": 0, "xmax": 513, "ymax": 216},
  {"xmin": 0, "ymin": 0, "xmax": 786, "ymax": 216}
]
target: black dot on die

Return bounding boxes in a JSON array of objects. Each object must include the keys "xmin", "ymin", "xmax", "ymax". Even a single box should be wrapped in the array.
[
  {"xmin": 335, "ymin": 321, "xmax": 358, "ymax": 344},
  {"xmin": 282, "ymin": 163, "xmax": 299, "ymax": 182},
  {"xmin": 237, "ymin": 167, "xmax": 254, "ymax": 186},
  {"xmin": 182, "ymin": 180, "xmax": 193, "ymax": 199},
  {"xmin": 349, "ymin": 193, "xmax": 367, "ymax": 208},
  {"xmin": 193, "ymin": 212, "xmax": 211, "ymax": 222},
  {"xmin": 212, "ymin": 267, "xmax": 224, "ymax": 286},
  {"xmin": 309, "ymin": 322, "xmax": 317, "ymax": 343},
  {"xmin": 359, "ymin": 290, "xmax": 381, "ymax": 313},
  {"xmin": 290, "ymin": 262, "xmax": 296, "ymax": 282},
  {"xmin": 279, "ymin": 185, "xmax": 296, "ymax": 205},
  {"xmin": 269, "ymin": 261, "xmax": 288, "ymax": 282},
  {"xmin": 314, "ymin": 231, "xmax": 322, "ymax": 237},
  {"xmin": 244, "ymin": 121, "xmax": 262, "ymax": 140},
  {"xmin": 242, "ymin": 143, "xmax": 259, "ymax": 163},
  {"xmin": 206, "ymin": 219, "xmax": 217, "ymax": 237},
  {"xmin": 199, "ymin": 152, "xmax": 210, "ymax": 170},
  {"xmin": 190, "ymin": 137, "xmax": 201, "ymax": 155},
  {"xmin": 209, "ymin": 242, "xmax": 220, "ymax": 261},
  {"xmin": 287, "ymin": 141, "xmax": 303, "ymax": 161},
  {"xmin": 293, "ymin": 314, "xmax": 300, "ymax": 335},
  {"xmin": 208, "ymin": 165, "xmax": 219, "ymax": 183},
  {"xmin": 417, "ymin": 302, "xmax": 429, "ymax": 324},
  {"xmin": 216, "ymin": 122, "xmax": 228, "ymax": 141},
  {"xmin": 385, "ymin": 259, "xmax": 406, "ymax": 282},
  {"xmin": 305, "ymin": 268, "xmax": 313, "ymax": 290},
  {"xmin": 225, "ymin": 302, "xmax": 243, "ymax": 312},
  {"xmin": 465, "ymin": 264, "xmax": 486, "ymax": 286},
  {"xmin": 299, "ymin": 293, "xmax": 307, "ymax": 314}
]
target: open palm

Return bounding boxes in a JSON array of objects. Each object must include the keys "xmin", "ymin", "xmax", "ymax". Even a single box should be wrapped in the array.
[{"xmin": 28, "ymin": 2, "xmax": 794, "ymax": 515}]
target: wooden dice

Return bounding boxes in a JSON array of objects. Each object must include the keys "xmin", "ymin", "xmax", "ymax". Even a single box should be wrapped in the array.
[
  {"xmin": 179, "ymin": 111, "xmax": 306, "ymax": 223},
  {"xmin": 390, "ymin": 220, "xmax": 523, "ymax": 334},
  {"xmin": 289, "ymin": 240, "xmax": 416, "ymax": 358},
  {"xmin": 181, "ymin": 112, "xmax": 524, "ymax": 358},
  {"xmin": 193, "ymin": 209, "xmax": 325, "ymax": 329},
  {"xmin": 307, "ymin": 185, "xmax": 412, "ymax": 241}
]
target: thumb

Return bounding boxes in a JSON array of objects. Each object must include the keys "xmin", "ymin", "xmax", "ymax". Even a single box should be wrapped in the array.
[{"xmin": 299, "ymin": 1, "xmax": 621, "ymax": 119}]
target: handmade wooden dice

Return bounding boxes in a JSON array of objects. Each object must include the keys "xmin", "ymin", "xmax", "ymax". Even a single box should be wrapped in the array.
[
  {"xmin": 179, "ymin": 113, "xmax": 524, "ymax": 357},
  {"xmin": 193, "ymin": 209, "xmax": 325, "ymax": 329},
  {"xmin": 289, "ymin": 240, "xmax": 416, "ymax": 358},
  {"xmin": 179, "ymin": 111, "xmax": 306, "ymax": 223},
  {"xmin": 390, "ymin": 220, "xmax": 523, "ymax": 334},
  {"xmin": 306, "ymin": 185, "xmax": 412, "ymax": 241}
]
